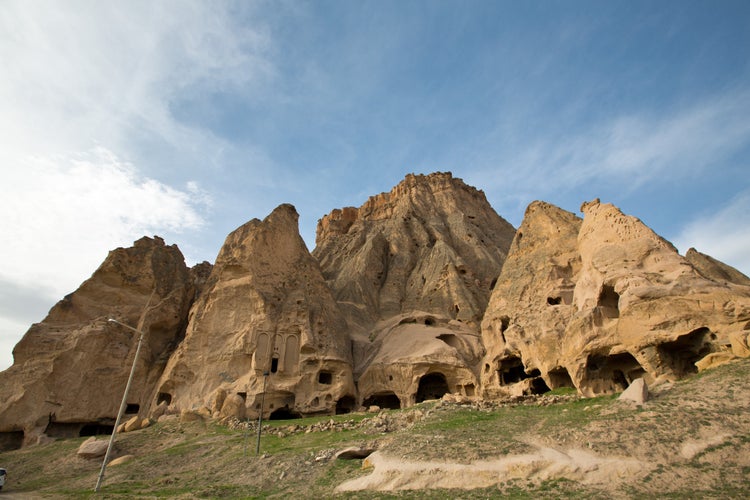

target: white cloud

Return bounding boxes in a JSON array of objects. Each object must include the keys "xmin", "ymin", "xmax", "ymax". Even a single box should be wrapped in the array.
[
  {"xmin": 0, "ymin": 147, "xmax": 208, "ymax": 297},
  {"xmin": 673, "ymin": 190, "xmax": 750, "ymax": 277},
  {"xmin": 0, "ymin": 1, "xmax": 274, "ymax": 370}
]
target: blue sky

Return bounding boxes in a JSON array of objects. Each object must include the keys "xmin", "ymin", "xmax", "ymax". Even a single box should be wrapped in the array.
[{"xmin": 1, "ymin": 0, "xmax": 749, "ymax": 370}]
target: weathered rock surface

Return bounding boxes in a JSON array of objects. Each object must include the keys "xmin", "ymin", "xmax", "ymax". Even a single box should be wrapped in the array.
[
  {"xmin": 481, "ymin": 199, "xmax": 750, "ymax": 397},
  {"xmin": 3, "ymin": 173, "xmax": 750, "ymax": 448},
  {"xmin": 313, "ymin": 172, "xmax": 515, "ymax": 408},
  {"xmin": 155, "ymin": 204, "xmax": 356, "ymax": 419},
  {"xmin": 0, "ymin": 236, "xmax": 195, "ymax": 446},
  {"xmin": 313, "ymin": 172, "xmax": 515, "ymax": 334},
  {"xmin": 77, "ymin": 436, "xmax": 110, "ymax": 459},
  {"xmin": 357, "ymin": 312, "xmax": 484, "ymax": 409}
]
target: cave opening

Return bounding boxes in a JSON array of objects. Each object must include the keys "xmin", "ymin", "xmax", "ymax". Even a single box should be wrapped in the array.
[
  {"xmin": 157, "ymin": 392, "xmax": 172, "ymax": 405},
  {"xmin": 269, "ymin": 407, "xmax": 301, "ymax": 420},
  {"xmin": 335, "ymin": 395, "xmax": 357, "ymax": 415},
  {"xmin": 0, "ymin": 431, "xmax": 24, "ymax": 452},
  {"xmin": 416, "ymin": 372, "xmax": 449, "ymax": 403},
  {"xmin": 586, "ymin": 351, "xmax": 646, "ymax": 392},
  {"xmin": 597, "ymin": 285, "xmax": 620, "ymax": 318},
  {"xmin": 362, "ymin": 392, "xmax": 401, "ymax": 410},
  {"xmin": 547, "ymin": 367, "xmax": 575, "ymax": 389},
  {"xmin": 497, "ymin": 357, "xmax": 538, "ymax": 385},
  {"xmin": 318, "ymin": 371, "xmax": 333, "ymax": 384},
  {"xmin": 657, "ymin": 327, "xmax": 714, "ymax": 378}
]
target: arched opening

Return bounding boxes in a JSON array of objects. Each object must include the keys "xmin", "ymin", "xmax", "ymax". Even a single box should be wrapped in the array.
[
  {"xmin": 363, "ymin": 392, "xmax": 401, "ymax": 410},
  {"xmin": 597, "ymin": 285, "xmax": 620, "ymax": 318},
  {"xmin": 416, "ymin": 373, "xmax": 449, "ymax": 403},
  {"xmin": 269, "ymin": 407, "xmax": 301, "ymax": 420},
  {"xmin": 157, "ymin": 392, "xmax": 172, "ymax": 405},
  {"xmin": 271, "ymin": 356, "xmax": 279, "ymax": 374},
  {"xmin": 547, "ymin": 367, "xmax": 575, "ymax": 389},
  {"xmin": 586, "ymin": 352, "xmax": 646, "ymax": 393},
  {"xmin": 424, "ymin": 317, "xmax": 435, "ymax": 326},
  {"xmin": 336, "ymin": 395, "xmax": 357, "ymax": 415},
  {"xmin": 657, "ymin": 327, "xmax": 714, "ymax": 377},
  {"xmin": 497, "ymin": 357, "xmax": 538, "ymax": 385}
]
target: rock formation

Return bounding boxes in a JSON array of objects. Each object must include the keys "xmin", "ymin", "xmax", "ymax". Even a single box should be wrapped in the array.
[
  {"xmin": 313, "ymin": 172, "xmax": 515, "ymax": 407},
  {"xmin": 2, "ymin": 173, "xmax": 750, "ymax": 448},
  {"xmin": 0, "ymin": 237, "xmax": 197, "ymax": 448},
  {"xmin": 481, "ymin": 199, "xmax": 750, "ymax": 397},
  {"xmin": 154, "ymin": 204, "xmax": 356, "ymax": 420}
]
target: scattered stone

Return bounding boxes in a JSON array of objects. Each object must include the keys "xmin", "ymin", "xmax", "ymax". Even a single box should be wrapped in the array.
[
  {"xmin": 108, "ymin": 455, "xmax": 134, "ymax": 466},
  {"xmin": 77, "ymin": 437, "xmax": 109, "ymax": 459},
  {"xmin": 619, "ymin": 379, "xmax": 649, "ymax": 404}
]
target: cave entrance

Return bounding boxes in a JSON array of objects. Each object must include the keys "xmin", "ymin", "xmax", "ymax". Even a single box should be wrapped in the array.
[
  {"xmin": 363, "ymin": 392, "xmax": 401, "ymax": 410},
  {"xmin": 547, "ymin": 367, "xmax": 575, "ymax": 390},
  {"xmin": 157, "ymin": 392, "xmax": 172, "ymax": 405},
  {"xmin": 497, "ymin": 357, "xmax": 539, "ymax": 385},
  {"xmin": 269, "ymin": 407, "xmax": 301, "ymax": 420},
  {"xmin": 416, "ymin": 372, "xmax": 449, "ymax": 403},
  {"xmin": 335, "ymin": 395, "xmax": 357, "ymax": 415},
  {"xmin": 657, "ymin": 327, "xmax": 715, "ymax": 378},
  {"xmin": 586, "ymin": 351, "xmax": 646, "ymax": 392},
  {"xmin": 45, "ymin": 422, "xmax": 114, "ymax": 438},
  {"xmin": 0, "ymin": 431, "xmax": 24, "ymax": 452},
  {"xmin": 597, "ymin": 285, "xmax": 620, "ymax": 318}
]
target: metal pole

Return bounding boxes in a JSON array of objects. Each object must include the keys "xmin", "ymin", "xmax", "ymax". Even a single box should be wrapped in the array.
[
  {"xmin": 94, "ymin": 319, "xmax": 146, "ymax": 493},
  {"xmin": 255, "ymin": 372, "xmax": 269, "ymax": 455}
]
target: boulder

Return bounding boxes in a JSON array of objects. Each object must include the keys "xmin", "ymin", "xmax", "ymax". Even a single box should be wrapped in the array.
[
  {"xmin": 335, "ymin": 446, "xmax": 377, "ymax": 460},
  {"xmin": 123, "ymin": 416, "xmax": 141, "ymax": 433},
  {"xmin": 695, "ymin": 352, "xmax": 736, "ymax": 372},
  {"xmin": 77, "ymin": 437, "xmax": 109, "ymax": 459},
  {"xmin": 108, "ymin": 454, "xmax": 134, "ymax": 466},
  {"xmin": 618, "ymin": 378, "xmax": 648, "ymax": 404}
]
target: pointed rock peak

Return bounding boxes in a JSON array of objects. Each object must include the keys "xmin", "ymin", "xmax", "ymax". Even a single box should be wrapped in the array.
[{"xmin": 578, "ymin": 198, "xmax": 678, "ymax": 252}]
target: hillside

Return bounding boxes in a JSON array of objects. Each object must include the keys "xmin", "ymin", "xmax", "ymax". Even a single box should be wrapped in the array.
[{"xmin": 0, "ymin": 358, "xmax": 748, "ymax": 498}]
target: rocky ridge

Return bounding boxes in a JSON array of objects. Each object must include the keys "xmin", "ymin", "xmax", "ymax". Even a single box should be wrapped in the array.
[{"xmin": 1, "ymin": 172, "xmax": 749, "ymax": 449}]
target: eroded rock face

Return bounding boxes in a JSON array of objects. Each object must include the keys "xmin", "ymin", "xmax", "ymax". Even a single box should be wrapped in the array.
[
  {"xmin": 481, "ymin": 199, "xmax": 750, "ymax": 397},
  {"xmin": 314, "ymin": 172, "xmax": 515, "ymax": 407},
  {"xmin": 155, "ymin": 204, "xmax": 356, "ymax": 419},
  {"xmin": 0, "ymin": 237, "xmax": 195, "ymax": 447},
  {"xmin": 313, "ymin": 172, "xmax": 515, "ymax": 334},
  {"xmin": 357, "ymin": 312, "xmax": 483, "ymax": 409}
]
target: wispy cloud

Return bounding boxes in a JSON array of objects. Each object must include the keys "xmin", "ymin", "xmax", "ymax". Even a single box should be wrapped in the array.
[
  {"xmin": 0, "ymin": 1, "xmax": 275, "ymax": 369},
  {"xmin": 471, "ymin": 89, "xmax": 750, "ymax": 200},
  {"xmin": 673, "ymin": 190, "xmax": 750, "ymax": 276}
]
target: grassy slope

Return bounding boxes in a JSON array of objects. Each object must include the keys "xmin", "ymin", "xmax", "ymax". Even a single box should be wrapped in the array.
[{"xmin": 1, "ymin": 359, "xmax": 749, "ymax": 499}]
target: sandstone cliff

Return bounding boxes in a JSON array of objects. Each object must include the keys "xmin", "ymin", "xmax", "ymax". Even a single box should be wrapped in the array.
[
  {"xmin": 155, "ymin": 204, "xmax": 356, "ymax": 420},
  {"xmin": 313, "ymin": 172, "xmax": 515, "ymax": 407},
  {"xmin": 3, "ymin": 173, "xmax": 750, "ymax": 449},
  {"xmin": 481, "ymin": 199, "xmax": 750, "ymax": 397},
  {"xmin": 313, "ymin": 172, "xmax": 515, "ymax": 333},
  {"xmin": 0, "ymin": 237, "xmax": 195, "ymax": 448}
]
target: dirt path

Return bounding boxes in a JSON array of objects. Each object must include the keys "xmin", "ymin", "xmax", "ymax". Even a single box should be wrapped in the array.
[{"xmin": 336, "ymin": 443, "xmax": 649, "ymax": 492}]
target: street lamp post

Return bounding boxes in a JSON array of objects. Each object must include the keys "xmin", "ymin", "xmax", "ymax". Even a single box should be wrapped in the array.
[
  {"xmin": 256, "ymin": 371, "xmax": 269, "ymax": 455},
  {"xmin": 94, "ymin": 318, "xmax": 147, "ymax": 493}
]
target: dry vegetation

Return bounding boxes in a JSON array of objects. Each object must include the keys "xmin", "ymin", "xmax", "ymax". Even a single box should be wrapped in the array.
[{"xmin": 1, "ymin": 358, "xmax": 749, "ymax": 498}]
